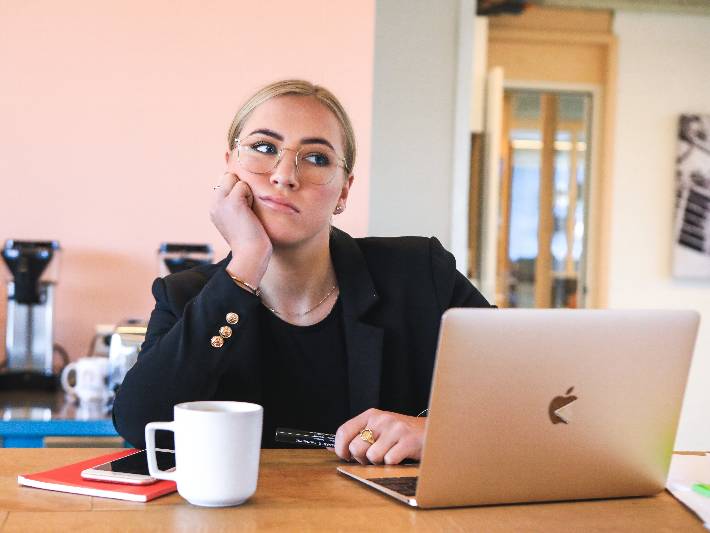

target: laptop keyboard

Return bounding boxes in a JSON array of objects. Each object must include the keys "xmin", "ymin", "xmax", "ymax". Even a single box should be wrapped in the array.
[{"xmin": 368, "ymin": 476, "xmax": 418, "ymax": 497}]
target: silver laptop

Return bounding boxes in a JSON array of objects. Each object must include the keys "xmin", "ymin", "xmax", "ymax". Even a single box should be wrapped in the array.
[{"xmin": 338, "ymin": 309, "xmax": 700, "ymax": 508}]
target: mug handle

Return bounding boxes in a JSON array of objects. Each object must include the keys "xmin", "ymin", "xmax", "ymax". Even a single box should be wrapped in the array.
[
  {"xmin": 60, "ymin": 362, "xmax": 78, "ymax": 395},
  {"xmin": 145, "ymin": 421, "xmax": 177, "ymax": 482}
]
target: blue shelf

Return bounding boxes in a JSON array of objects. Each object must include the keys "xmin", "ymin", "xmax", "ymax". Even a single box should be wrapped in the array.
[{"xmin": 0, "ymin": 419, "xmax": 119, "ymax": 448}]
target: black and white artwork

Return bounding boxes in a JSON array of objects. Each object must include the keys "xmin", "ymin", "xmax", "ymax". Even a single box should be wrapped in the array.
[{"xmin": 673, "ymin": 114, "xmax": 710, "ymax": 278}]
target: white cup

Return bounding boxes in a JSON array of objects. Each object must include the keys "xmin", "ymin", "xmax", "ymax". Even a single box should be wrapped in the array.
[
  {"xmin": 145, "ymin": 401, "xmax": 263, "ymax": 507},
  {"xmin": 60, "ymin": 357, "xmax": 112, "ymax": 403}
]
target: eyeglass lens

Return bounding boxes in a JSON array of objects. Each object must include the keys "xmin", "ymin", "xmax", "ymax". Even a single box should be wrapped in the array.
[{"xmin": 238, "ymin": 135, "xmax": 340, "ymax": 185}]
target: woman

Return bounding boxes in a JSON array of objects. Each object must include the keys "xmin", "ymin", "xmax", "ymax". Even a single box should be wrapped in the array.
[{"xmin": 112, "ymin": 80, "xmax": 492, "ymax": 465}]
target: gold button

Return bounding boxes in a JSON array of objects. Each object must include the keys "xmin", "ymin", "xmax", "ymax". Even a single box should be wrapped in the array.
[
  {"xmin": 219, "ymin": 326, "xmax": 232, "ymax": 338},
  {"xmin": 226, "ymin": 312, "xmax": 239, "ymax": 325},
  {"xmin": 210, "ymin": 336, "xmax": 224, "ymax": 348}
]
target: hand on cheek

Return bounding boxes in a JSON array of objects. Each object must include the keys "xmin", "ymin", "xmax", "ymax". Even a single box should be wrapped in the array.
[
  {"xmin": 210, "ymin": 171, "xmax": 272, "ymax": 288},
  {"xmin": 333, "ymin": 408, "xmax": 426, "ymax": 465}
]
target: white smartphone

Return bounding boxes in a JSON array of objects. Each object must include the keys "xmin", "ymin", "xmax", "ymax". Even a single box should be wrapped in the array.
[{"xmin": 80, "ymin": 449, "xmax": 175, "ymax": 485}]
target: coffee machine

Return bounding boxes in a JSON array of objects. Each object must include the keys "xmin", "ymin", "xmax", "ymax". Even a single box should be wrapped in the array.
[
  {"xmin": 158, "ymin": 243, "xmax": 213, "ymax": 276},
  {"xmin": 1, "ymin": 240, "xmax": 61, "ymax": 389}
]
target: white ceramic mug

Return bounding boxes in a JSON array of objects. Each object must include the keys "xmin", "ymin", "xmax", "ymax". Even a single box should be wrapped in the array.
[
  {"xmin": 60, "ymin": 357, "xmax": 112, "ymax": 403},
  {"xmin": 145, "ymin": 401, "xmax": 263, "ymax": 507}
]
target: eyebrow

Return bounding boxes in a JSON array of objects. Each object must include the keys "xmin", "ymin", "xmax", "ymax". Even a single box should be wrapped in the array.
[{"xmin": 247, "ymin": 128, "xmax": 337, "ymax": 152}]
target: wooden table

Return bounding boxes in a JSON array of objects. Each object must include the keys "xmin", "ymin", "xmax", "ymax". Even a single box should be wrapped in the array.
[{"xmin": 0, "ymin": 448, "xmax": 704, "ymax": 531}]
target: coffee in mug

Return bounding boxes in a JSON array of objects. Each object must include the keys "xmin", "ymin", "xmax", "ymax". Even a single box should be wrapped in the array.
[{"xmin": 145, "ymin": 401, "xmax": 263, "ymax": 507}]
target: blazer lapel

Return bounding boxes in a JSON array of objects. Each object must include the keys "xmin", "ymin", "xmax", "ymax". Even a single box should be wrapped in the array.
[{"xmin": 330, "ymin": 228, "xmax": 384, "ymax": 417}]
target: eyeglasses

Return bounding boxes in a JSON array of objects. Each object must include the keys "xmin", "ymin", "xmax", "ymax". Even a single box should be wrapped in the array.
[{"xmin": 233, "ymin": 135, "xmax": 347, "ymax": 186}]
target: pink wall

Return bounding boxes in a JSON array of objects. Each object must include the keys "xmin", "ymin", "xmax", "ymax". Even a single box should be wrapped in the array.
[{"xmin": 0, "ymin": 1, "xmax": 374, "ymax": 362}]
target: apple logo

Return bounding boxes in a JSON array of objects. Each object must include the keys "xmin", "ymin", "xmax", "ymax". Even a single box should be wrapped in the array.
[{"xmin": 548, "ymin": 387, "xmax": 578, "ymax": 424}]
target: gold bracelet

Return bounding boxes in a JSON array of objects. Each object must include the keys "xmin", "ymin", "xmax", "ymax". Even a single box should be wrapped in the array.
[{"xmin": 228, "ymin": 274, "xmax": 261, "ymax": 296}]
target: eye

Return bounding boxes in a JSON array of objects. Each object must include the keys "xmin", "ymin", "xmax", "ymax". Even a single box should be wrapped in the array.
[
  {"xmin": 303, "ymin": 152, "xmax": 331, "ymax": 167},
  {"xmin": 250, "ymin": 141, "xmax": 278, "ymax": 155}
]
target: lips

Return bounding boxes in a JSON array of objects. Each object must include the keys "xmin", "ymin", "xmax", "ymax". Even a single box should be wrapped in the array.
[{"xmin": 258, "ymin": 195, "xmax": 300, "ymax": 214}]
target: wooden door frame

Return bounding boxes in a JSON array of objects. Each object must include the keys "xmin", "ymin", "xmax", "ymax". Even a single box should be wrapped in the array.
[{"xmin": 485, "ymin": 25, "xmax": 617, "ymax": 308}]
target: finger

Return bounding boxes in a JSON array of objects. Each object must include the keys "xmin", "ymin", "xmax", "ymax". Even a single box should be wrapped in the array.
[
  {"xmin": 229, "ymin": 180, "xmax": 255, "ymax": 208},
  {"xmin": 348, "ymin": 433, "xmax": 374, "ymax": 465},
  {"xmin": 334, "ymin": 410, "xmax": 371, "ymax": 460},
  {"xmin": 365, "ymin": 429, "xmax": 399, "ymax": 465},
  {"xmin": 214, "ymin": 172, "xmax": 238, "ymax": 198},
  {"xmin": 383, "ymin": 439, "xmax": 417, "ymax": 465},
  {"xmin": 334, "ymin": 409, "xmax": 377, "ymax": 461}
]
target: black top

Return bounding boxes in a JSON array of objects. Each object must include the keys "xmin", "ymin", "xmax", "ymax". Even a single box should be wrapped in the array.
[
  {"xmin": 112, "ymin": 228, "xmax": 493, "ymax": 449},
  {"xmin": 261, "ymin": 298, "xmax": 349, "ymax": 447}
]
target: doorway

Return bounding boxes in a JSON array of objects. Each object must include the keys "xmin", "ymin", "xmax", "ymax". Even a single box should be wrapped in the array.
[{"xmin": 465, "ymin": 6, "xmax": 616, "ymax": 308}]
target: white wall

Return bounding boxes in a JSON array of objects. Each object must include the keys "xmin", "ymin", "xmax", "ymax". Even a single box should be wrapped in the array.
[
  {"xmin": 369, "ymin": 0, "xmax": 474, "ymax": 250},
  {"xmin": 611, "ymin": 12, "xmax": 710, "ymax": 450}
]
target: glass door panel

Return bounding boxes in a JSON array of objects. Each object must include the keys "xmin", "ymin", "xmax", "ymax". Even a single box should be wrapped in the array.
[{"xmin": 498, "ymin": 90, "xmax": 592, "ymax": 308}]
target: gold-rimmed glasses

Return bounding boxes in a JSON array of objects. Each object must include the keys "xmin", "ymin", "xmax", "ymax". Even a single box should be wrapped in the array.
[{"xmin": 233, "ymin": 135, "xmax": 347, "ymax": 185}]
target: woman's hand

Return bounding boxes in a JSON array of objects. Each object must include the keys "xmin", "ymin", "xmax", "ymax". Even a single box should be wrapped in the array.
[
  {"xmin": 333, "ymin": 408, "xmax": 426, "ymax": 465},
  {"xmin": 210, "ymin": 172, "xmax": 272, "ymax": 288}
]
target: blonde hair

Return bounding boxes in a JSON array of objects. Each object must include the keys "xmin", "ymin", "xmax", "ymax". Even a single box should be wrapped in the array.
[{"xmin": 227, "ymin": 80, "xmax": 356, "ymax": 175}]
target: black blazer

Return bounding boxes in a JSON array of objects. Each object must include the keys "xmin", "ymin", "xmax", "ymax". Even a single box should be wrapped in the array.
[{"xmin": 112, "ymin": 228, "xmax": 492, "ymax": 448}]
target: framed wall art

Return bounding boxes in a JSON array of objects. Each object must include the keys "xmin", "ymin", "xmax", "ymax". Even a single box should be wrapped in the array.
[{"xmin": 673, "ymin": 114, "xmax": 710, "ymax": 278}]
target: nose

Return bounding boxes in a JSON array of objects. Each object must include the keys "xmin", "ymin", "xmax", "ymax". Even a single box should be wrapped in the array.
[{"xmin": 269, "ymin": 149, "xmax": 300, "ymax": 190}]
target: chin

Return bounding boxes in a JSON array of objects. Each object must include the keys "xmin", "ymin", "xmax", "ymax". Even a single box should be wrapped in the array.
[{"xmin": 261, "ymin": 217, "xmax": 329, "ymax": 249}]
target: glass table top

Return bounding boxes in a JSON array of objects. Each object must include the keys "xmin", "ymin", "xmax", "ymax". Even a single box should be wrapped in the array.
[{"xmin": 0, "ymin": 390, "xmax": 112, "ymax": 422}]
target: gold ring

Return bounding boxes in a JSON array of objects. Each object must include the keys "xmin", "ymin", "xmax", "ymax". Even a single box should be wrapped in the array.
[{"xmin": 359, "ymin": 428, "xmax": 375, "ymax": 445}]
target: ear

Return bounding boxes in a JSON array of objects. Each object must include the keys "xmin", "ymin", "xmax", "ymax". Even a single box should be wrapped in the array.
[
  {"xmin": 337, "ymin": 174, "xmax": 355, "ymax": 206},
  {"xmin": 224, "ymin": 150, "xmax": 231, "ymax": 165}
]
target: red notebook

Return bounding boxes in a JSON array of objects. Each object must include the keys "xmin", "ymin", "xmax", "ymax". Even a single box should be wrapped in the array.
[{"xmin": 17, "ymin": 449, "xmax": 177, "ymax": 502}]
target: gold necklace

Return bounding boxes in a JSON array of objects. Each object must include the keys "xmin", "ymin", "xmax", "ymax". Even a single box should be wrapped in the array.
[{"xmin": 262, "ymin": 285, "xmax": 339, "ymax": 317}]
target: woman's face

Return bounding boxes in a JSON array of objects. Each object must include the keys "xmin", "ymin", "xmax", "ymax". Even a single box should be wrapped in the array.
[{"xmin": 225, "ymin": 95, "xmax": 353, "ymax": 248}]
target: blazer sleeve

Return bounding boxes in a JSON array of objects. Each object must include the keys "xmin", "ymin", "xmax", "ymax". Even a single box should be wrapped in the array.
[
  {"xmin": 112, "ymin": 268, "xmax": 262, "ymax": 448},
  {"xmin": 428, "ymin": 236, "xmax": 494, "ymax": 310}
]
